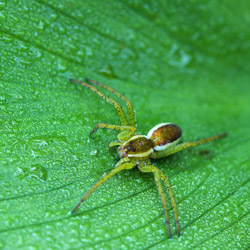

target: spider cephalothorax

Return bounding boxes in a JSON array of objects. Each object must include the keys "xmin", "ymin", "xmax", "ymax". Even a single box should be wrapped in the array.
[
  {"xmin": 117, "ymin": 123, "xmax": 182, "ymax": 159},
  {"xmin": 70, "ymin": 78, "xmax": 226, "ymax": 238}
]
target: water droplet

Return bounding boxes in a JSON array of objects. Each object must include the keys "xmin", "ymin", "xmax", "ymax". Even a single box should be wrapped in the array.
[
  {"xmin": 169, "ymin": 44, "xmax": 191, "ymax": 68},
  {"xmin": 45, "ymin": 12, "xmax": 57, "ymax": 24},
  {"xmin": 20, "ymin": 57, "xmax": 32, "ymax": 66},
  {"xmin": 2, "ymin": 36, "xmax": 12, "ymax": 48},
  {"xmin": 57, "ymin": 60, "xmax": 67, "ymax": 72},
  {"xmin": 28, "ymin": 47, "xmax": 42, "ymax": 59},
  {"xmin": 19, "ymin": 43, "xmax": 29, "ymax": 52},
  {"xmin": 14, "ymin": 164, "xmax": 48, "ymax": 181},
  {"xmin": 58, "ymin": 25, "xmax": 66, "ymax": 34},
  {"xmin": 90, "ymin": 149, "xmax": 98, "ymax": 155},
  {"xmin": 0, "ymin": 1, "xmax": 6, "ymax": 10},
  {"xmin": 37, "ymin": 20, "xmax": 45, "ymax": 33},
  {"xmin": 98, "ymin": 64, "xmax": 117, "ymax": 79},
  {"xmin": 0, "ymin": 12, "xmax": 6, "ymax": 21}
]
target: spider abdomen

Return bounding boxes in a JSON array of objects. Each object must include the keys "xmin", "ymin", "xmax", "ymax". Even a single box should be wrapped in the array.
[
  {"xmin": 118, "ymin": 135, "xmax": 153, "ymax": 159},
  {"xmin": 147, "ymin": 123, "xmax": 182, "ymax": 151}
]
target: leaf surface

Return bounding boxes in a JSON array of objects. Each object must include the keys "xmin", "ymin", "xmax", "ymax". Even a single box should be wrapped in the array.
[{"xmin": 1, "ymin": 1, "xmax": 250, "ymax": 249}]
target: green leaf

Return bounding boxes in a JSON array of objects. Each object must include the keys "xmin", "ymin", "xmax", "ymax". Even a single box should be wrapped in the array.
[{"xmin": 1, "ymin": 0, "xmax": 250, "ymax": 249}]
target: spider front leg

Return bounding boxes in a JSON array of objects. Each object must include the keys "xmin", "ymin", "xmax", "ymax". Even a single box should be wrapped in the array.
[
  {"xmin": 85, "ymin": 78, "xmax": 136, "ymax": 126},
  {"xmin": 70, "ymin": 78, "xmax": 137, "ymax": 140},
  {"xmin": 138, "ymin": 164, "xmax": 180, "ymax": 238},
  {"xmin": 70, "ymin": 78, "xmax": 128, "ymax": 126},
  {"xmin": 90, "ymin": 123, "xmax": 136, "ymax": 144},
  {"xmin": 90, "ymin": 123, "xmax": 136, "ymax": 136},
  {"xmin": 72, "ymin": 158, "xmax": 136, "ymax": 213}
]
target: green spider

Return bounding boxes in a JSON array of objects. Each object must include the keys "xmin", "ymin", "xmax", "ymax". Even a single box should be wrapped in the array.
[{"xmin": 70, "ymin": 78, "xmax": 226, "ymax": 238}]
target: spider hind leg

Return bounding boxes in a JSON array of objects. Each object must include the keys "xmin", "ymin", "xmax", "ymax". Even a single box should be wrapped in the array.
[{"xmin": 151, "ymin": 133, "xmax": 227, "ymax": 159}]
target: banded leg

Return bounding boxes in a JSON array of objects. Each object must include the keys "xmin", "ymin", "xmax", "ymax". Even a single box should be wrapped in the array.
[
  {"xmin": 90, "ymin": 123, "xmax": 136, "ymax": 136},
  {"xmin": 72, "ymin": 158, "xmax": 136, "ymax": 213},
  {"xmin": 70, "ymin": 78, "xmax": 128, "ymax": 126},
  {"xmin": 151, "ymin": 133, "xmax": 226, "ymax": 159},
  {"xmin": 138, "ymin": 164, "xmax": 180, "ymax": 238},
  {"xmin": 159, "ymin": 169, "xmax": 180, "ymax": 237},
  {"xmin": 86, "ymin": 78, "xmax": 136, "ymax": 126}
]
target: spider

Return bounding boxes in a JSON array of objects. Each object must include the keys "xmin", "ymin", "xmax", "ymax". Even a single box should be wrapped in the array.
[{"xmin": 69, "ymin": 78, "xmax": 226, "ymax": 238}]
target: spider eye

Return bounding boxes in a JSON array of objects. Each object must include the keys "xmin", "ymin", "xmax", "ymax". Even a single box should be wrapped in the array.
[{"xmin": 147, "ymin": 123, "xmax": 182, "ymax": 151}]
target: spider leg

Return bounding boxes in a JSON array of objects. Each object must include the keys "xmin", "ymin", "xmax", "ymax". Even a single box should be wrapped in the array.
[
  {"xmin": 72, "ymin": 158, "xmax": 136, "ymax": 214},
  {"xmin": 86, "ymin": 78, "xmax": 136, "ymax": 126},
  {"xmin": 138, "ymin": 164, "xmax": 180, "ymax": 238},
  {"xmin": 109, "ymin": 141, "xmax": 122, "ymax": 147},
  {"xmin": 151, "ymin": 133, "xmax": 226, "ymax": 159},
  {"xmin": 158, "ymin": 168, "xmax": 180, "ymax": 237},
  {"xmin": 70, "ymin": 78, "xmax": 128, "ymax": 126},
  {"xmin": 90, "ymin": 123, "xmax": 135, "ymax": 136}
]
